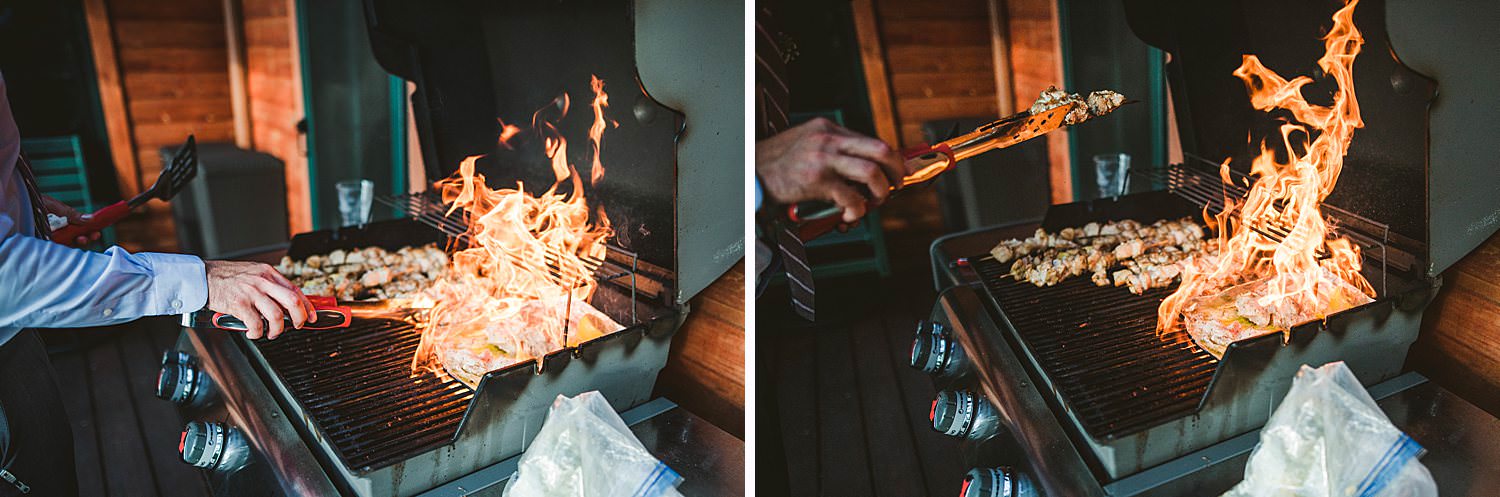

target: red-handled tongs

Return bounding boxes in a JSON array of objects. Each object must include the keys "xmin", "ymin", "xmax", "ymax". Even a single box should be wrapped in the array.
[
  {"xmin": 185, "ymin": 296, "xmax": 353, "ymax": 332},
  {"xmin": 785, "ymin": 100, "xmax": 1130, "ymax": 241},
  {"xmin": 51, "ymin": 135, "xmax": 198, "ymax": 245}
]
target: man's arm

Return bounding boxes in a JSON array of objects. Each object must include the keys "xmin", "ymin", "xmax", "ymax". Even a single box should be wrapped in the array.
[
  {"xmin": 0, "ymin": 213, "xmax": 313, "ymax": 338},
  {"xmin": 0, "ymin": 213, "xmax": 205, "ymax": 329}
]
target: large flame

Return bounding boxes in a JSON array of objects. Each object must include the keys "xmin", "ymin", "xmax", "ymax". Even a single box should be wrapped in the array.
[
  {"xmin": 1157, "ymin": 0, "xmax": 1375, "ymax": 349},
  {"xmin": 412, "ymin": 75, "xmax": 616, "ymax": 377}
]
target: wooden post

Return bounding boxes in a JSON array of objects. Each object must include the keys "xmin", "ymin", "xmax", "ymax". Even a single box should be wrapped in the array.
[
  {"xmin": 223, "ymin": 0, "xmax": 252, "ymax": 148},
  {"xmin": 850, "ymin": 0, "xmax": 901, "ymax": 147},
  {"xmin": 986, "ymin": 0, "xmax": 1016, "ymax": 116},
  {"xmin": 81, "ymin": 0, "xmax": 141, "ymax": 197},
  {"xmin": 285, "ymin": 0, "xmax": 311, "ymax": 233}
]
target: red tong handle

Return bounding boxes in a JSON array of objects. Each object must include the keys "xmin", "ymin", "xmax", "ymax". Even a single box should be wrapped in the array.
[
  {"xmin": 210, "ymin": 296, "xmax": 352, "ymax": 331},
  {"xmin": 50, "ymin": 200, "xmax": 131, "ymax": 246}
]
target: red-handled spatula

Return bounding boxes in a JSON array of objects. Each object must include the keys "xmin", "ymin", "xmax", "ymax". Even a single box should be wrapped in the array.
[{"xmin": 51, "ymin": 135, "xmax": 198, "ymax": 246}]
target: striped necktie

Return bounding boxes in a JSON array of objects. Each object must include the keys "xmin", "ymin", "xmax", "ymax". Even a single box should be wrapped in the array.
[
  {"xmin": 757, "ymin": 10, "xmax": 816, "ymax": 321},
  {"xmin": 14, "ymin": 152, "xmax": 51, "ymax": 239}
]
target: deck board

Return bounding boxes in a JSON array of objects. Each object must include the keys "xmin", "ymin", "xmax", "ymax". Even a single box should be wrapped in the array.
[
  {"xmin": 814, "ymin": 328, "xmax": 876, "ymax": 494},
  {"xmin": 759, "ymin": 223, "xmax": 967, "ymax": 496},
  {"xmin": 774, "ymin": 326, "xmax": 821, "ymax": 496},
  {"xmin": 48, "ymin": 323, "xmax": 211, "ymax": 497},
  {"xmin": 850, "ymin": 310, "xmax": 930, "ymax": 497},
  {"xmin": 50, "ymin": 350, "xmax": 108, "ymax": 497}
]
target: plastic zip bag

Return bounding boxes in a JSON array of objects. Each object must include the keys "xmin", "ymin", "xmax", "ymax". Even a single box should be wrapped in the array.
[
  {"xmin": 1223, "ymin": 362, "xmax": 1437, "ymax": 497},
  {"xmin": 504, "ymin": 391, "xmax": 683, "ymax": 497}
]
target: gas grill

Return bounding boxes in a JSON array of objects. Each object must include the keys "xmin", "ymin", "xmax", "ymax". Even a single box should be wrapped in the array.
[
  {"xmin": 149, "ymin": 0, "xmax": 744, "ymax": 495},
  {"xmin": 914, "ymin": 0, "xmax": 1500, "ymax": 495}
]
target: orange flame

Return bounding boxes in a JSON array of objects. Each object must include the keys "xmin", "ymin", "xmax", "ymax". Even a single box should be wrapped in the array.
[
  {"xmin": 1158, "ymin": 0, "xmax": 1375, "ymax": 353},
  {"xmin": 496, "ymin": 118, "xmax": 523, "ymax": 149},
  {"xmin": 588, "ymin": 74, "xmax": 617, "ymax": 186},
  {"xmin": 412, "ymin": 77, "xmax": 618, "ymax": 379}
]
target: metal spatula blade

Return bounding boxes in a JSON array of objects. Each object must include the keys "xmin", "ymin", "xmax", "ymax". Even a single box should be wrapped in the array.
[{"xmin": 130, "ymin": 134, "xmax": 198, "ymax": 208}]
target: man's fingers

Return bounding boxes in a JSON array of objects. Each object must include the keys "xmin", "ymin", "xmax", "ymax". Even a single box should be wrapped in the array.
[
  {"xmin": 233, "ymin": 305, "xmax": 265, "ymax": 339},
  {"xmin": 824, "ymin": 155, "xmax": 891, "ymax": 202},
  {"xmin": 260, "ymin": 265, "xmax": 313, "ymax": 325},
  {"xmin": 827, "ymin": 184, "xmax": 868, "ymax": 223},
  {"xmin": 828, "ymin": 133, "xmax": 907, "ymax": 182},
  {"xmin": 253, "ymin": 296, "xmax": 286, "ymax": 339},
  {"xmin": 264, "ymin": 284, "xmax": 309, "ymax": 329}
]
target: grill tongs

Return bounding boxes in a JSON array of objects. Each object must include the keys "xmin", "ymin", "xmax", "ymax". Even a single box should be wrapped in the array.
[{"xmin": 786, "ymin": 100, "xmax": 1132, "ymax": 241}]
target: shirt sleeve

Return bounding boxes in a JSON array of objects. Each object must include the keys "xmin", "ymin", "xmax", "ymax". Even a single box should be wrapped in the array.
[
  {"xmin": 0, "ymin": 213, "xmax": 208, "ymax": 329},
  {"xmin": 755, "ymin": 176, "xmax": 764, "ymax": 211}
]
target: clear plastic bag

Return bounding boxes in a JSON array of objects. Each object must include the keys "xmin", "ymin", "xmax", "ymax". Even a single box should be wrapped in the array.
[
  {"xmin": 1223, "ymin": 362, "xmax": 1437, "ymax": 497},
  {"xmin": 504, "ymin": 391, "xmax": 683, "ymax": 497}
]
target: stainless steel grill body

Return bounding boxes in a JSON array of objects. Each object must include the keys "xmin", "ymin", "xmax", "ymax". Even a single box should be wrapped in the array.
[{"xmin": 932, "ymin": 191, "xmax": 1436, "ymax": 478}]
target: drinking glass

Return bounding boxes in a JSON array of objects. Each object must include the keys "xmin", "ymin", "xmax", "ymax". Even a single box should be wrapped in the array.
[
  {"xmin": 336, "ymin": 179, "xmax": 374, "ymax": 227},
  {"xmin": 1093, "ymin": 153, "xmax": 1131, "ymax": 199}
]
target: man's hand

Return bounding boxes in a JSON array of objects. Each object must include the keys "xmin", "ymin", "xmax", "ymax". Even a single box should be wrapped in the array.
[
  {"xmin": 756, "ymin": 118, "xmax": 909, "ymax": 223},
  {"xmin": 39, "ymin": 195, "xmax": 101, "ymax": 245},
  {"xmin": 204, "ymin": 260, "xmax": 313, "ymax": 340}
]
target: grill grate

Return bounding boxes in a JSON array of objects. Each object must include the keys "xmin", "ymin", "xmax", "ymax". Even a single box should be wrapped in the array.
[
  {"xmin": 971, "ymin": 257, "xmax": 1219, "ymax": 439},
  {"xmin": 252, "ymin": 317, "xmax": 474, "ymax": 472}
]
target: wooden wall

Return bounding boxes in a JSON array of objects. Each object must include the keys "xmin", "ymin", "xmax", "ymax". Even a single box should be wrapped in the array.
[
  {"xmin": 85, "ymin": 0, "xmax": 309, "ymax": 249},
  {"xmin": 656, "ymin": 262, "xmax": 746, "ymax": 438},
  {"xmin": 88, "ymin": 0, "xmax": 236, "ymax": 251},
  {"xmin": 1001, "ymin": 0, "xmax": 1070, "ymax": 203},
  {"xmin": 1411, "ymin": 231, "xmax": 1500, "ymax": 417},
  {"xmin": 851, "ymin": 0, "xmax": 1071, "ymax": 233},
  {"xmin": 241, "ymin": 0, "xmax": 309, "ymax": 233}
]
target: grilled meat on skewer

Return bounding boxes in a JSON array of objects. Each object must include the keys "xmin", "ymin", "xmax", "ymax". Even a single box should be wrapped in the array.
[{"xmin": 992, "ymin": 218, "xmax": 1213, "ymax": 291}]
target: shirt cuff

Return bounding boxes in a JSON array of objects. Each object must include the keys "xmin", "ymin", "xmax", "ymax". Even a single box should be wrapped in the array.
[
  {"xmin": 139, "ymin": 252, "xmax": 208, "ymax": 315},
  {"xmin": 755, "ymin": 177, "xmax": 764, "ymax": 211}
]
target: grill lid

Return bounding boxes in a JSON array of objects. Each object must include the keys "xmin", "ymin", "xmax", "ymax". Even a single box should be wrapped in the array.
[
  {"xmin": 1122, "ymin": 0, "xmax": 1500, "ymax": 277},
  {"xmin": 362, "ymin": 0, "xmax": 745, "ymax": 303}
]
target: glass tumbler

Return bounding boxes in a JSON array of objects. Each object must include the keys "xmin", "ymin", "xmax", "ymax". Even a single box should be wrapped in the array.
[
  {"xmin": 336, "ymin": 179, "xmax": 374, "ymax": 227},
  {"xmin": 1093, "ymin": 153, "xmax": 1131, "ymax": 199}
]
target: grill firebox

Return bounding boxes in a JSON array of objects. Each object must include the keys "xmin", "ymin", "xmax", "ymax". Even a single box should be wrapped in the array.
[
  {"xmin": 935, "ymin": 186, "xmax": 1434, "ymax": 480},
  {"xmin": 251, "ymin": 317, "xmax": 473, "ymax": 472},
  {"xmin": 970, "ymin": 260, "xmax": 1217, "ymax": 439}
]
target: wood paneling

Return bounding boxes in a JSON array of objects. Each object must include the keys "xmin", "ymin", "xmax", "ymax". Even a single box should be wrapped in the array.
[
  {"xmin": 851, "ymin": 0, "xmax": 899, "ymax": 146},
  {"xmin": 656, "ymin": 261, "xmax": 746, "ymax": 438},
  {"xmin": 876, "ymin": 0, "xmax": 997, "ymax": 148},
  {"xmin": 83, "ymin": 0, "xmax": 140, "ymax": 198},
  {"xmin": 241, "ymin": 0, "xmax": 309, "ymax": 234},
  {"xmin": 89, "ymin": 0, "xmax": 307, "ymax": 249},
  {"xmin": 1413, "ymin": 230, "xmax": 1500, "ymax": 417},
  {"xmin": 1002, "ymin": 0, "xmax": 1070, "ymax": 203},
  {"xmin": 852, "ymin": 0, "xmax": 1071, "ymax": 210},
  {"xmin": 853, "ymin": 0, "xmax": 1007, "ymax": 233},
  {"xmin": 99, "ymin": 0, "xmax": 236, "ymax": 251}
]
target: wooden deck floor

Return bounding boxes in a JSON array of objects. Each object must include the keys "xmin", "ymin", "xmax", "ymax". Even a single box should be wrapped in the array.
[
  {"xmin": 44, "ymin": 318, "xmax": 212, "ymax": 497},
  {"xmin": 757, "ymin": 227, "xmax": 967, "ymax": 496}
]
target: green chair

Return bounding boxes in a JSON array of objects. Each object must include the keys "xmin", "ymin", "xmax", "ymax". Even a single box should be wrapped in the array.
[{"xmin": 21, "ymin": 135, "xmax": 113, "ymax": 247}]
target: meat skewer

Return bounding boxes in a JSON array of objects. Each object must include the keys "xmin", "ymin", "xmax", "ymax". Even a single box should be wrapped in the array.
[{"xmin": 989, "ymin": 217, "xmax": 1214, "ymax": 293}]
